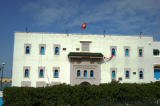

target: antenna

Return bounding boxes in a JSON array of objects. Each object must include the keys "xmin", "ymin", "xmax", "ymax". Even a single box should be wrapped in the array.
[
  {"xmin": 66, "ymin": 29, "xmax": 69, "ymax": 36},
  {"xmin": 25, "ymin": 27, "xmax": 28, "ymax": 33},
  {"xmin": 140, "ymin": 32, "xmax": 142, "ymax": 39},
  {"xmin": 104, "ymin": 30, "xmax": 106, "ymax": 37}
]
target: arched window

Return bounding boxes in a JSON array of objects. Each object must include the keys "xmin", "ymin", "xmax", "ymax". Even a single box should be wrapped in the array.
[
  {"xmin": 125, "ymin": 71, "xmax": 130, "ymax": 78},
  {"xmin": 90, "ymin": 70, "xmax": 94, "ymax": 77},
  {"xmin": 26, "ymin": 46, "xmax": 30, "ymax": 54},
  {"xmin": 84, "ymin": 70, "xmax": 87, "ymax": 78},
  {"xmin": 139, "ymin": 71, "xmax": 143, "ymax": 79},
  {"xmin": 125, "ymin": 49, "xmax": 129, "ymax": 56},
  {"xmin": 77, "ymin": 70, "xmax": 81, "ymax": 77},
  {"xmin": 112, "ymin": 48, "xmax": 116, "ymax": 56},
  {"xmin": 139, "ymin": 49, "xmax": 143, "ymax": 57},
  {"xmin": 112, "ymin": 71, "xmax": 116, "ymax": 79},
  {"xmin": 55, "ymin": 47, "xmax": 59, "ymax": 55},
  {"xmin": 54, "ymin": 70, "xmax": 59, "ymax": 78},
  {"xmin": 40, "ymin": 47, "xmax": 45, "ymax": 55},
  {"xmin": 39, "ymin": 69, "xmax": 44, "ymax": 78},
  {"xmin": 24, "ymin": 69, "xmax": 29, "ymax": 78}
]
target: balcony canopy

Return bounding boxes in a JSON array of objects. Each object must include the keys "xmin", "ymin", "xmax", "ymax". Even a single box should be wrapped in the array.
[{"xmin": 68, "ymin": 52, "xmax": 103, "ymax": 58}]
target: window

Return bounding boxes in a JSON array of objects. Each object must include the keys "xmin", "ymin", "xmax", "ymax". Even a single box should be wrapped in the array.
[
  {"xmin": 53, "ymin": 67, "xmax": 60, "ymax": 78},
  {"xmin": 80, "ymin": 41, "xmax": 91, "ymax": 51},
  {"xmin": 139, "ymin": 71, "xmax": 143, "ymax": 79},
  {"xmin": 153, "ymin": 49, "xmax": 159, "ymax": 56},
  {"xmin": 24, "ymin": 44, "xmax": 31, "ymax": 54},
  {"xmin": 26, "ymin": 46, "xmax": 30, "ymax": 54},
  {"xmin": 24, "ymin": 69, "xmax": 29, "ymax": 78},
  {"xmin": 90, "ymin": 70, "xmax": 94, "ymax": 77},
  {"xmin": 54, "ymin": 70, "xmax": 59, "ymax": 78},
  {"xmin": 24, "ymin": 66, "xmax": 30, "ymax": 78},
  {"xmin": 63, "ymin": 48, "xmax": 66, "ymax": 51},
  {"xmin": 138, "ymin": 47, "xmax": 143, "ymax": 57},
  {"xmin": 111, "ymin": 47, "xmax": 117, "ymax": 56},
  {"xmin": 77, "ymin": 70, "xmax": 81, "ymax": 77},
  {"xmin": 54, "ymin": 44, "xmax": 60, "ymax": 55},
  {"xmin": 76, "ymin": 48, "xmax": 80, "ymax": 51},
  {"xmin": 125, "ymin": 71, "xmax": 130, "ymax": 79},
  {"xmin": 84, "ymin": 70, "xmax": 87, "ymax": 78},
  {"xmin": 112, "ymin": 71, "xmax": 116, "ymax": 79},
  {"xmin": 39, "ymin": 44, "xmax": 46, "ymax": 55},
  {"xmin": 39, "ymin": 69, "xmax": 44, "ymax": 78},
  {"xmin": 125, "ymin": 49, "xmax": 129, "ymax": 56},
  {"xmin": 55, "ymin": 47, "xmax": 59, "ymax": 55}
]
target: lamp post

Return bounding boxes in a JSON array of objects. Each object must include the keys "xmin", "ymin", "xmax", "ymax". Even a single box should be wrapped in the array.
[{"xmin": 0, "ymin": 62, "xmax": 5, "ymax": 91}]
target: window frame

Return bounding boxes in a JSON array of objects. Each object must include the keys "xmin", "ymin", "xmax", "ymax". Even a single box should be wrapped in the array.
[
  {"xmin": 110, "ymin": 68, "xmax": 117, "ymax": 80},
  {"xmin": 110, "ymin": 46, "xmax": 117, "ymax": 56},
  {"xmin": 53, "ymin": 67, "xmax": 60, "ymax": 78},
  {"xmin": 138, "ymin": 47, "xmax": 144, "ymax": 57},
  {"xmin": 77, "ymin": 70, "xmax": 81, "ymax": 77},
  {"xmin": 39, "ymin": 44, "xmax": 46, "ymax": 55},
  {"xmin": 54, "ymin": 44, "xmax": 61, "ymax": 55},
  {"xmin": 124, "ymin": 46, "xmax": 130, "ymax": 57},
  {"xmin": 23, "ymin": 66, "xmax": 30, "ymax": 78},
  {"xmin": 38, "ymin": 67, "xmax": 45, "ymax": 78},
  {"xmin": 90, "ymin": 70, "xmax": 94, "ymax": 77},
  {"xmin": 124, "ymin": 68, "xmax": 130, "ymax": 79},
  {"xmin": 138, "ymin": 68, "xmax": 144, "ymax": 79},
  {"xmin": 24, "ymin": 44, "xmax": 31, "ymax": 54}
]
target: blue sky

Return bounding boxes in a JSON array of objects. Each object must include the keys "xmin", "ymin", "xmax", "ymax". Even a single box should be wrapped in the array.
[{"xmin": 0, "ymin": 0, "xmax": 160, "ymax": 77}]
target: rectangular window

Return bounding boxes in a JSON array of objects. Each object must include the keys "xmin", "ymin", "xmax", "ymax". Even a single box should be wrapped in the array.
[
  {"xmin": 138, "ymin": 47, "xmax": 144, "ymax": 57},
  {"xmin": 124, "ymin": 68, "xmax": 130, "ymax": 79},
  {"xmin": 84, "ymin": 70, "xmax": 87, "ymax": 78},
  {"xmin": 53, "ymin": 67, "xmax": 60, "ymax": 78},
  {"xmin": 54, "ymin": 44, "xmax": 61, "ymax": 55},
  {"xmin": 38, "ymin": 67, "xmax": 45, "ymax": 78},
  {"xmin": 111, "ymin": 68, "xmax": 117, "ymax": 80},
  {"xmin": 23, "ymin": 66, "xmax": 30, "ymax": 78},
  {"xmin": 124, "ymin": 47, "xmax": 130, "ymax": 56},
  {"xmin": 138, "ymin": 68, "xmax": 144, "ymax": 79},
  {"xmin": 80, "ymin": 41, "xmax": 91, "ymax": 51},
  {"xmin": 39, "ymin": 44, "xmax": 46, "ymax": 55},
  {"xmin": 153, "ymin": 49, "xmax": 159, "ymax": 56},
  {"xmin": 111, "ymin": 46, "xmax": 117, "ymax": 56},
  {"xmin": 24, "ymin": 44, "xmax": 31, "ymax": 54}
]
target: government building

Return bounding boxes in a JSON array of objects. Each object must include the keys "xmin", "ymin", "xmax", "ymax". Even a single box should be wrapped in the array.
[{"xmin": 12, "ymin": 32, "xmax": 160, "ymax": 87}]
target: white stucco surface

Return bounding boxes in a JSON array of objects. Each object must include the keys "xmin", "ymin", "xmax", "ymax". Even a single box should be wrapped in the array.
[{"xmin": 12, "ymin": 32, "xmax": 160, "ymax": 87}]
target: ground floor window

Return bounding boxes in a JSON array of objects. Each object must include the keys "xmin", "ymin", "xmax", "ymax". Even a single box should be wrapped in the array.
[
  {"xmin": 77, "ymin": 70, "xmax": 81, "ymax": 77},
  {"xmin": 84, "ymin": 70, "xmax": 87, "ymax": 78},
  {"xmin": 90, "ymin": 70, "xmax": 94, "ymax": 77}
]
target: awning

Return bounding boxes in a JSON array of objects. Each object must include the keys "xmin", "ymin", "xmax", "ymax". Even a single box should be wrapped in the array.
[{"xmin": 68, "ymin": 52, "xmax": 103, "ymax": 58}]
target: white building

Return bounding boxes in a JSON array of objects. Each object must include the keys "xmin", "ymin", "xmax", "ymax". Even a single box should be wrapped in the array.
[{"xmin": 12, "ymin": 32, "xmax": 160, "ymax": 87}]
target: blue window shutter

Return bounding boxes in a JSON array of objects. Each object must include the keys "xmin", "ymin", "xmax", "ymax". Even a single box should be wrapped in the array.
[
  {"xmin": 84, "ymin": 70, "xmax": 87, "ymax": 78},
  {"xmin": 90, "ymin": 70, "xmax": 94, "ymax": 77},
  {"xmin": 41, "ymin": 47, "xmax": 45, "ymax": 54},
  {"xmin": 125, "ymin": 49, "xmax": 129, "ymax": 56},
  {"xmin": 139, "ymin": 49, "xmax": 142, "ymax": 56},
  {"xmin": 26, "ymin": 46, "xmax": 30, "ymax": 54},
  {"xmin": 112, "ymin": 48, "xmax": 116, "ymax": 56},
  {"xmin": 112, "ymin": 71, "xmax": 115, "ymax": 78},
  {"xmin": 55, "ymin": 47, "xmax": 59, "ymax": 54}
]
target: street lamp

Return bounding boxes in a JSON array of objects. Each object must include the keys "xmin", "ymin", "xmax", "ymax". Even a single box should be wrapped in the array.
[{"xmin": 0, "ymin": 62, "xmax": 5, "ymax": 91}]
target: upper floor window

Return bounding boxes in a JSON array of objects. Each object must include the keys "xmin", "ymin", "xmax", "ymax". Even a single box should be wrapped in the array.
[
  {"xmin": 138, "ymin": 47, "xmax": 143, "ymax": 57},
  {"xmin": 139, "ymin": 71, "xmax": 143, "ymax": 79},
  {"xmin": 54, "ymin": 70, "xmax": 59, "ymax": 78},
  {"xmin": 55, "ymin": 47, "xmax": 59, "ymax": 55},
  {"xmin": 112, "ymin": 48, "xmax": 116, "ymax": 56},
  {"xmin": 24, "ymin": 44, "xmax": 31, "ymax": 54},
  {"xmin": 39, "ymin": 44, "xmax": 46, "ymax": 55},
  {"xmin": 125, "ymin": 49, "xmax": 129, "ymax": 56},
  {"xmin": 153, "ymin": 49, "xmax": 159, "ymax": 56},
  {"xmin": 84, "ymin": 70, "xmax": 87, "ymax": 78},
  {"xmin": 54, "ymin": 44, "xmax": 60, "ymax": 55},
  {"xmin": 80, "ymin": 41, "xmax": 91, "ymax": 51},
  {"xmin": 90, "ymin": 70, "xmax": 94, "ymax": 77},
  {"xmin": 125, "ymin": 71, "xmax": 130, "ymax": 79},
  {"xmin": 39, "ymin": 69, "xmax": 44, "ymax": 78},
  {"xmin": 77, "ymin": 70, "xmax": 81, "ymax": 77}
]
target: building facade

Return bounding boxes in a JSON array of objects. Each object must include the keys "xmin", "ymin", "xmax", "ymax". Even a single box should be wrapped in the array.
[{"xmin": 12, "ymin": 32, "xmax": 160, "ymax": 87}]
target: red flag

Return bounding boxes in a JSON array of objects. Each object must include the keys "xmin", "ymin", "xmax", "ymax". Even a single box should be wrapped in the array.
[{"xmin": 81, "ymin": 22, "xmax": 87, "ymax": 29}]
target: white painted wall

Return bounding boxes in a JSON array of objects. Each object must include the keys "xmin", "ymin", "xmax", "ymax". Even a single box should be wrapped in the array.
[{"xmin": 12, "ymin": 32, "xmax": 160, "ymax": 87}]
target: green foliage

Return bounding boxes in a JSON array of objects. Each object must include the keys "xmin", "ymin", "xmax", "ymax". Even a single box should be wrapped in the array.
[{"xmin": 3, "ymin": 82, "xmax": 160, "ymax": 105}]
